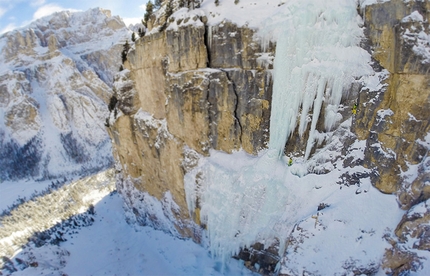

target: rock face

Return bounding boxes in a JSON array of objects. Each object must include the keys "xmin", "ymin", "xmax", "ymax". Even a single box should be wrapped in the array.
[
  {"xmin": 355, "ymin": 1, "xmax": 430, "ymax": 273},
  {"xmin": 0, "ymin": 8, "xmax": 130, "ymax": 181},
  {"xmin": 109, "ymin": 0, "xmax": 430, "ymax": 274},
  {"xmin": 108, "ymin": 16, "xmax": 274, "ymax": 236},
  {"xmin": 357, "ymin": 0, "xmax": 430, "ymax": 194}
]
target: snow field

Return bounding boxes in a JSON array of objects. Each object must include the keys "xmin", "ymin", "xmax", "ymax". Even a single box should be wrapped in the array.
[
  {"xmin": 4, "ymin": 190, "xmax": 257, "ymax": 276},
  {"xmin": 0, "ymin": 169, "xmax": 115, "ymax": 265},
  {"xmin": 185, "ymin": 147, "xmax": 405, "ymax": 274}
]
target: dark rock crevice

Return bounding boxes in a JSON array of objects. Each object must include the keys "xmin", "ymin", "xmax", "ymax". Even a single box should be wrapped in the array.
[
  {"xmin": 221, "ymin": 69, "xmax": 243, "ymax": 145},
  {"xmin": 204, "ymin": 25, "xmax": 212, "ymax": 68}
]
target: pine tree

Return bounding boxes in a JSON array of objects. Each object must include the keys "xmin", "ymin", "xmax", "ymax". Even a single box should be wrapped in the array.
[
  {"xmin": 165, "ymin": 0, "xmax": 174, "ymax": 18},
  {"xmin": 215, "ymin": 0, "xmax": 219, "ymax": 7},
  {"xmin": 155, "ymin": 0, "xmax": 162, "ymax": 9},
  {"xmin": 234, "ymin": 0, "xmax": 239, "ymax": 4},
  {"xmin": 183, "ymin": 0, "xmax": 192, "ymax": 9},
  {"xmin": 121, "ymin": 51, "xmax": 127, "ymax": 63},
  {"xmin": 123, "ymin": 40, "xmax": 130, "ymax": 52},
  {"xmin": 131, "ymin": 32, "xmax": 136, "ymax": 42},
  {"xmin": 178, "ymin": 0, "xmax": 185, "ymax": 8},
  {"xmin": 138, "ymin": 27, "xmax": 145, "ymax": 37},
  {"xmin": 144, "ymin": 1, "xmax": 154, "ymax": 27},
  {"xmin": 108, "ymin": 95, "xmax": 118, "ymax": 112},
  {"xmin": 121, "ymin": 40, "xmax": 130, "ymax": 64}
]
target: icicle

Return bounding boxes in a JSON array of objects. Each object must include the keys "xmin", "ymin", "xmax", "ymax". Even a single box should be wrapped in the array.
[
  {"xmin": 267, "ymin": 0, "xmax": 372, "ymax": 159},
  {"xmin": 304, "ymin": 77, "xmax": 326, "ymax": 160},
  {"xmin": 267, "ymin": 34, "xmax": 298, "ymax": 158}
]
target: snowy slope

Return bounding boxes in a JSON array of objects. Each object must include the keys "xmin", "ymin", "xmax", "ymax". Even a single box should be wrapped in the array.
[
  {"xmin": 0, "ymin": 170, "xmax": 115, "ymax": 264},
  {"xmin": 1, "ymin": 186, "xmax": 256, "ymax": 276},
  {"xmin": 184, "ymin": 145, "xmax": 409, "ymax": 275},
  {"xmin": 0, "ymin": 8, "xmax": 130, "ymax": 181}
]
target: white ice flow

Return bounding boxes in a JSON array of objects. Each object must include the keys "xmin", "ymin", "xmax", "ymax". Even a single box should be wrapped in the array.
[
  {"xmin": 267, "ymin": 0, "xmax": 372, "ymax": 158},
  {"xmin": 185, "ymin": 0, "xmax": 374, "ymax": 268}
]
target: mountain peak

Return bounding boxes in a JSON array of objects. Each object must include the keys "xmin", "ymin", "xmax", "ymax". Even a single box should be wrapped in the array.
[{"xmin": 0, "ymin": 7, "xmax": 130, "ymax": 181}]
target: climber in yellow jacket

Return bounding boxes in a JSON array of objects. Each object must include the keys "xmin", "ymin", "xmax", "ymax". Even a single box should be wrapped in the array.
[{"xmin": 352, "ymin": 103, "xmax": 358, "ymax": 115}]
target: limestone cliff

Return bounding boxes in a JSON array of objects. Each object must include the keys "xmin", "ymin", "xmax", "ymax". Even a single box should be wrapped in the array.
[
  {"xmin": 109, "ymin": 0, "xmax": 430, "ymax": 274},
  {"xmin": 355, "ymin": 0, "xmax": 430, "ymax": 273},
  {"xmin": 108, "ymin": 14, "xmax": 274, "ymax": 237}
]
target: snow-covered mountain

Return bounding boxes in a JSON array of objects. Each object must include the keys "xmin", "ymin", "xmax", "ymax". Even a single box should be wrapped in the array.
[
  {"xmin": 1, "ymin": 0, "xmax": 430, "ymax": 275},
  {"xmin": 0, "ymin": 8, "xmax": 130, "ymax": 181}
]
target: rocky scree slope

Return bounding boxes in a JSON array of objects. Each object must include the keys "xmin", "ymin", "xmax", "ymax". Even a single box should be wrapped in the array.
[
  {"xmin": 108, "ymin": 0, "xmax": 430, "ymax": 274},
  {"xmin": 0, "ymin": 8, "xmax": 130, "ymax": 181}
]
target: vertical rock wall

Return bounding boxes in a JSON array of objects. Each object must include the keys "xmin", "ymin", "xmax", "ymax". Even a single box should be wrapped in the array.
[
  {"xmin": 108, "ymin": 18, "xmax": 274, "ymax": 236},
  {"xmin": 357, "ymin": 0, "xmax": 430, "ymax": 194},
  {"xmin": 356, "ymin": 1, "xmax": 430, "ymax": 273}
]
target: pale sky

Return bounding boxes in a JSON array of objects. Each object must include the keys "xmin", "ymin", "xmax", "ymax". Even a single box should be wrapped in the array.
[{"xmin": 0, "ymin": 0, "xmax": 150, "ymax": 34}]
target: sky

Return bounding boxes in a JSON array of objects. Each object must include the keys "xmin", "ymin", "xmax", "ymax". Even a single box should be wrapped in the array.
[{"xmin": 0, "ymin": 0, "xmax": 149, "ymax": 34}]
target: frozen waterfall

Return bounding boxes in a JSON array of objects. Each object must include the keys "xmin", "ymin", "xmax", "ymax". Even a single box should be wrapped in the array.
[
  {"xmin": 185, "ymin": 0, "xmax": 372, "ymax": 267},
  {"xmin": 268, "ymin": 0, "xmax": 372, "ymax": 158}
]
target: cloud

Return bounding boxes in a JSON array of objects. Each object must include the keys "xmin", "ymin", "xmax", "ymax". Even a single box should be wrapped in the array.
[
  {"xmin": 30, "ymin": 0, "xmax": 46, "ymax": 7},
  {"xmin": 123, "ymin": 17, "xmax": 141, "ymax": 27},
  {"xmin": 0, "ymin": 7, "xmax": 7, "ymax": 18},
  {"xmin": 33, "ymin": 3, "xmax": 63, "ymax": 20},
  {"xmin": 139, "ymin": 4, "xmax": 146, "ymax": 11},
  {"xmin": 0, "ymin": 22, "xmax": 16, "ymax": 34}
]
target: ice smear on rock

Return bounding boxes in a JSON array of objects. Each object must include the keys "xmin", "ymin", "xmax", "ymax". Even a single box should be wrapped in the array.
[{"xmin": 185, "ymin": 0, "xmax": 374, "ymax": 268}]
